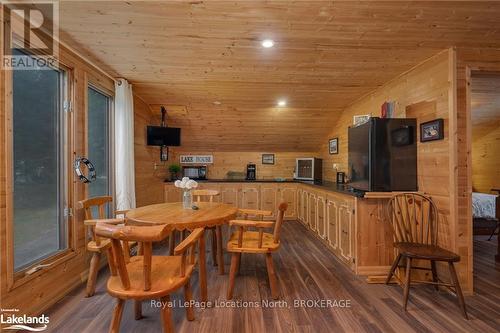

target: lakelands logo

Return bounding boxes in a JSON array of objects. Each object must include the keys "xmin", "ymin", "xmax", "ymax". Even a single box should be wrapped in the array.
[
  {"xmin": 1, "ymin": 0, "xmax": 59, "ymax": 70},
  {"xmin": 1, "ymin": 308, "xmax": 49, "ymax": 331}
]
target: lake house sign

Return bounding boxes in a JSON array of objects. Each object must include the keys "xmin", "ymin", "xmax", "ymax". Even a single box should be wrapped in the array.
[{"xmin": 180, "ymin": 155, "xmax": 214, "ymax": 164}]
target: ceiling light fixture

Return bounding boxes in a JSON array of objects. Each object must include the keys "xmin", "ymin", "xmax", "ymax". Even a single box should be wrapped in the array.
[
  {"xmin": 277, "ymin": 99, "xmax": 287, "ymax": 107},
  {"xmin": 213, "ymin": 101, "xmax": 222, "ymax": 105},
  {"xmin": 261, "ymin": 39, "xmax": 274, "ymax": 48}
]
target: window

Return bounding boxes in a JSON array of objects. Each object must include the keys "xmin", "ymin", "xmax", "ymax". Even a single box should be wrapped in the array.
[
  {"xmin": 87, "ymin": 86, "xmax": 113, "ymax": 215},
  {"xmin": 12, "ymin": 50, "xmax": 69, "ymax": 270}
]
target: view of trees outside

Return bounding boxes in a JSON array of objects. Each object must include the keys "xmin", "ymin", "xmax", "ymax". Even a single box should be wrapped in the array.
[
  {"xmin": 87, "ymin": 87, "xmax": 111, "ymax": 216},
  {"xmin": 13, "ymin": 51, "xmax": 66, "ymax": 270}
]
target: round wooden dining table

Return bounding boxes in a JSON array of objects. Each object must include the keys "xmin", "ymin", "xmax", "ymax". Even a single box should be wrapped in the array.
[{"xmin": 126, "ymin": 202, "xmax": 238, "ymax": 301}]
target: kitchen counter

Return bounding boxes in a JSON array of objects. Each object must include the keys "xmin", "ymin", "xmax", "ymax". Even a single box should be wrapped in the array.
[{"xmin": 164, "ymin": 179, "xmax": 366, "ymax": 197}]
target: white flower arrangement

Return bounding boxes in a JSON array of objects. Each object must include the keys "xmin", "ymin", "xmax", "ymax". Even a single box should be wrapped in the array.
[{"xmin": 174, "ymin": 177, "xmax": 199, "ymax": 190}]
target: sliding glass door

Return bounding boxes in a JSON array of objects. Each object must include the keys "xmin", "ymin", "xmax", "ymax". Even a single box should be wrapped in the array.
[
  {"xmin": 12, "ymin": 50, "xmax": 69, "ymax": 271},
  {"xmin": 87, "ymin": 86, "xmax": 113, "ymax": 215}
]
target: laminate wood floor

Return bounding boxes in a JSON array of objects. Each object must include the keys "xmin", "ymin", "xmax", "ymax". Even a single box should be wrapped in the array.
[{"xmin": 45, "ymin": 222, "xmax": 500, "ymax": 333}]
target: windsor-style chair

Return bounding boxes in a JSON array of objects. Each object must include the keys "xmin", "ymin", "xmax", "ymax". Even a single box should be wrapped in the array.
[
  {"xmin": 386, "ymin": 193, "xmax": 468, "ymax": 319},
  {"xmin": 96, "ymin": 221, "xmax": 204, "ymax": 333},
  {"xmin": 226, "ymin": 202, "xmax": 287, "ymax": 300},
  {"xmin": 79, "ymin": 196, "xmax": 133, "ymax": 297}
]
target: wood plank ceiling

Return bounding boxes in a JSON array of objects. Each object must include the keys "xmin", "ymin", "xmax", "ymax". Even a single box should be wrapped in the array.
[{"xmin": 58, "ymin": 1, "xmax": 500, "ymax": 151}]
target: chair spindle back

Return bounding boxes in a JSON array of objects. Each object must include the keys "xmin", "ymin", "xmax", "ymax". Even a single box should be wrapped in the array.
[
  {"xmin": 387, "ymin": 193, "xmax": 439, "ymax": 245},
  {"xmin": 192, "ymin": 189, "xmax": 220, "ymax": 203},
  {"xmin": 96, "ymin": 221, "xmax": 173, "ymax": 291},
  {"xmin": 79, "ymin": 196, "xmax": 113, "ymax": 245}
]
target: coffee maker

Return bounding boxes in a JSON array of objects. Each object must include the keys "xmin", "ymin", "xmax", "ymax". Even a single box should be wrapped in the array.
[{"xmin": 246, "ymin": 163, "xmax": 256, "ymax": 180}]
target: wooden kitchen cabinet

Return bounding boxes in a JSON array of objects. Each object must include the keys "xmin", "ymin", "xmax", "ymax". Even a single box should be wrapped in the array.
[
  {"xmin": 316, "ymin": 193, "xmax": 326, "ymax": 239},
  {"xmin": 278, "ymin": 184, "xmax": 296, "ymax": 219},
  {"xmin": 326, "ymin": 198, "xmax": 338, "ymax": 249},
  {"xmin": 260, "ymin": 184, "xmax": 277, "ymax": 218},
  {"xmin": 338, "ymin": 200, "xmax": 355, "ymax": 263},
  {"xmin": 308, "ymin": 192, "xmax": 317, "ymax": 231},
  {"xmin": 220, "ymin": 183, "xmax": 240, "ymax": 206},
  {"xmin": 240, "ymin": 184, "xmax": 260, "ymax": 210}
]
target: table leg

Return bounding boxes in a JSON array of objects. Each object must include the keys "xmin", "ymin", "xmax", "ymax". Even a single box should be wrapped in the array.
[
  {"xmin": 169, "ymin": 230, "xmax": 176, "ymax": 256},
  {"xmin": 216, "ymin": 225, "xmax": 224, "ymax": 275},
  {"xmin": 198, "ymin": 229, "xmax": 208, "ymax": 302}
]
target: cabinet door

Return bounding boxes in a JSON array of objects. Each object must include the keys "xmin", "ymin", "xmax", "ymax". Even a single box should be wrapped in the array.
[
  {"xmin": 308, "ymin": 193, "xmax": 317, "ymax": 231},
  {"xmin": 296, "ymin": 188, "xmax": 303, "ymax": 222},
  {"xmin": 327, "ymin": 199, "xmax": 338, "ymax": 249},
  {"xmin": 339, "ymin": 203, "xmax": 354, "ymax": 261},
  {"xmin": 220, "ymin": 184, "xmax": 240, "ymax": 207},
  {"xmin": 317, "ymin": 195, "xmax": 326, "ymax": 239},
  {"xmin": 240, "ymin": 185, "xmax": 260, "ymax": 210},
  {"xmin": 279, "ymin": 186, "xmax": 296, "ymax": 219},
  {"xmin": 260, "ymin": 185, "xmax": 277, "ymax": 218},
  {"xmin": 302, "ymin": 190, "xmax": 309, "ymax": 225}
]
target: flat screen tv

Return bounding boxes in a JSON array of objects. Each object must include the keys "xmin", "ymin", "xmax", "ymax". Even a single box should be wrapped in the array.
[{"xmin": 147, "ymin": 126, "xmax": 181, "ymax": 146}]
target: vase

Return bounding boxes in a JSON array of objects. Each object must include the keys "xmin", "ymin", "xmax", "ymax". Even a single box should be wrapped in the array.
[{"xmin": 183, "ymin": 190, "xmax": 193, "ymax": 209}]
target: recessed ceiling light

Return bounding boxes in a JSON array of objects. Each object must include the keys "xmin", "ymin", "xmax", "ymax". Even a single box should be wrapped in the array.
[
  {"xmin": 213, "ymin": 101, "xmax": 222, "ymax": 105},
  {"xmin": 261, "ymin": 39, "xmax": 274, "ymax": 48},
  {"xmin": 277, "ymin": 100, "xmax": 286, "ymax": 107}
]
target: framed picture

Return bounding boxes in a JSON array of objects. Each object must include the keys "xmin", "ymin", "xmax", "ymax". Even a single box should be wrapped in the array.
[
  {"xmin": 353, "ymin": 114, "xmax": 371, "ymax": 126},
  {"xmin": 262, "ymin": 154, "xmax": 275, "ymax": 165},
  {"xmin": 329, "ymin": 138, "xmax": 338, "ymax": 154},
  {"xmin": 420, "ymin": 118, "xmax": 444, "ymax": 142},
  {"xmin": 160, "ymin": 146, "xmax": 168, "ymax": 161}
]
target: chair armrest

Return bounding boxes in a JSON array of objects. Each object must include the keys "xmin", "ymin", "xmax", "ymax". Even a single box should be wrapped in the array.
[
  {"xmin": 84, "ymin": 218, "xmax": 124, "ymax": 226},
  {"xmin": 237, "ymin": 208, "xmax": 272, "ymax": 217},
  {"xmin": 115, "ymin": 209, "xmax": 129, "ymax": 216},
  {"xmin": 96, "ymin": 223, "xmax": 172, "ymax": 242},
  {"xmin": 229, "ymin": 220, "xmax": 274, "ymax": 228},
  {"xmin": 174, "ymin": 228, "xmax": 204, "ymax": 255}
]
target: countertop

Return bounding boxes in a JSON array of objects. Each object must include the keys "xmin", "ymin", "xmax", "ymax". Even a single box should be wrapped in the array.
[{"xmin": 164, "ymin": 179, "xmax": 366, "ymax": 197}]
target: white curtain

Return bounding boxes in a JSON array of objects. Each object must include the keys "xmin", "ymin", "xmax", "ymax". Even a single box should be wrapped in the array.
[{"xmin": 114, "ymin": 78, "xmax": 136, "ymax": 210}]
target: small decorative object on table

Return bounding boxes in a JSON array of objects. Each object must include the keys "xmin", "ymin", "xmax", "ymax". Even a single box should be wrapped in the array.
[
  {"xmin": 174, "ymin": 177, "xmax": 199, "ymax": 209},
  {"xmin": 420, "ymin": 118, "xmax": 444, "ymax": 142}
]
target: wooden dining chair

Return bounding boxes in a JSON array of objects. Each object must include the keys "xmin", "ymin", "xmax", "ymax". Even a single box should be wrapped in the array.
[
  {"xmin": 226, "ymin": 202, "xmax": 288, "ymax": 300},
  {"xmin": 79, "ymin": 196, "xmax": 133, "ymax": 297},
  {"xmin": 385, "ymin": 193, "xmax": 468, "ymax": 319},
  {"xmin": 192, "ymin": 189, "xmax": 220, "ymax": 267},
  {"xmin": 96, "ymin": 221, "xmax": 203, "ymax": 333}
]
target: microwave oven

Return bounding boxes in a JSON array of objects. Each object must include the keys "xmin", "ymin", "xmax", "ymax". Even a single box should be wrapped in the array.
[
  {"xmin": 182, "ymin": 165, "xmax": 207, "ymax": 180},
  {"xmin": 295, "ymin": 158, "xmax": 323, "ymax": 181}
]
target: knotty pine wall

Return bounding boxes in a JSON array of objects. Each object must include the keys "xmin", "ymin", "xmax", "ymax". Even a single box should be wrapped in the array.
[
  {"xmin": 472, "ymin": 122, "xmax": 500, "ymax": 193},
  {"xmin": 134, "ymin": 95, "xmax": 170, "ymax": 207},
  {"xmin": 168, "ymin": 151, "xmax": 317, "ymax": 180},
  {"xmin": 317, "ymin": 49, "xmax": 470, "ymax": 291}
]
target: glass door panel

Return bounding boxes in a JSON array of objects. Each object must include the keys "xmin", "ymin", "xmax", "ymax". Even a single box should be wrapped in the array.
[
  {"xmin": 12, "ymin": 50, "xmax": 68, "ymax": 270},
  {"xmin": 87, "ymin": 86, "xmax": 112, "ymax": 216}
]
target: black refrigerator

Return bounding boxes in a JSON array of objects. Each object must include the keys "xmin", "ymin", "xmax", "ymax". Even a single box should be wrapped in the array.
[{"xmin": 348, "ymin": 117, "xmax": 417, "ymax": 192}]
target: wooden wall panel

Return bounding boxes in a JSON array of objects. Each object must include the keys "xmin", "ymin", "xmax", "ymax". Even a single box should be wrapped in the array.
[
  {"xmin": 471, "ymin": 74, "xmax": 500, "ymax": 193},
  {"xmin": 471, "ymin": 124, "xmax": 500, "ymax": 193},
  {"xmin": 133, "ymin": 95, "xmax": 169, "ymax": 207}
]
